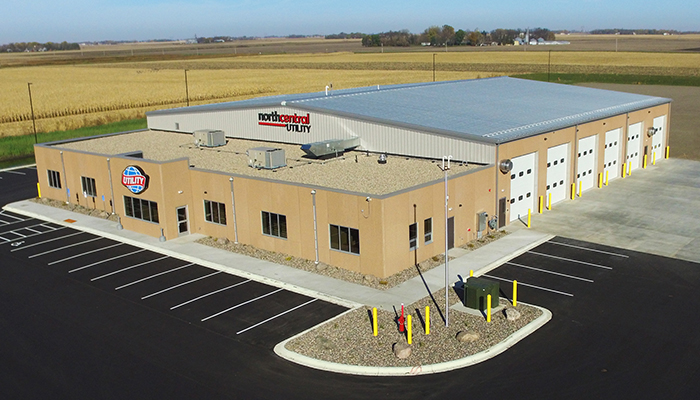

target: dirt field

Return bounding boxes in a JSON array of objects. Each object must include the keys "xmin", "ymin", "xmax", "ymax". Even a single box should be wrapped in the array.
[{"xmin": 579, "ymin": 83, "xmax": 700, "ymax": 161}]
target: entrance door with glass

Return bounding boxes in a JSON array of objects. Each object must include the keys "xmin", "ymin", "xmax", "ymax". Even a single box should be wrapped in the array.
[{"xmin": 176, "ymin": 206, "xmax": 189, "ymax": 236}]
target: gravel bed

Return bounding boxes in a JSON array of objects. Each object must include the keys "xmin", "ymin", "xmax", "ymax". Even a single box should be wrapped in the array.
[
  {"xmin": 54, "ymin": 130, "xmax": 478, "ymax": 196},
  {"xmin": 198, "ymin": 229, "xmax": 507, "ymax": 290},
  {"xmin": 286, "ymin": 288, "xmax": 542, "ymax": 367},
  {"xmin": 31, "ymin": 197, "xmax": 119, "ymax": 222}
]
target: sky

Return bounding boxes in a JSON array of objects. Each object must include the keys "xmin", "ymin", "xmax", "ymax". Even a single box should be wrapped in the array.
[{"xmin": 1, "ymin": 0, "xmax": 697, "ymax": 43}]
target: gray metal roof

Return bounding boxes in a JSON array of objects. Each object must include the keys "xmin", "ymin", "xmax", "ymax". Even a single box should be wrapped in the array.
[{"xmin": 148, "ymin": 77, "xmax": 671, "ymax": 144}]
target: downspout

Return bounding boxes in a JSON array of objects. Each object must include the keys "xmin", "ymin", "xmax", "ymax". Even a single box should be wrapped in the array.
[
  {"xmin": 229, "ymin": 177, "xmax": 238, "ymax": 243},
  {"xmin": 311, "ymin": 190, "xmax": 319, "ymax": 264},
  {"xmin": 60, "ymin": 151, "xmax": 69, "ymax": 204}
]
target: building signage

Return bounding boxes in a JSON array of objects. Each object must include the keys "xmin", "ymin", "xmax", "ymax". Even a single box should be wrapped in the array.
[
  {"xmin": 258, "ymin": 111, "xmax": 311, "ymax": 133},
  {"xmin": 122, "ymin": 165, "xmax": 149, "ymax": 194}
]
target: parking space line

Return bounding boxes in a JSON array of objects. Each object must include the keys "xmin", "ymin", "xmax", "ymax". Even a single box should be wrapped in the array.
[
  {"xmin": 3, "ymin": 170, "xmax": 26, "ymax": 175},
  {"xmin": 141, "ymin": 271, "xmax": 222, "ymax": 299},
  {"xmin": 506, "ymin": 261, "xmax": 595, "ymax": 282},
  {"xmin": 0, "ymin": 235, "xmax": 8, "ymax": 242},
  {"xmin": 24, "ymin": 227, "xmax": 42, "ymax": 234},
  {"xmin": 236, "ymin": 299, "xmax": 318, "ymax": 335},
  {"xmin": 547, "ymin": 240, "xmax": 629, "ymax": 258},
  {"xmin": 170, "ymin": 280, "xmax": 251, "ymax": 310},
  {"xmin": 67, "ymin": 249, "xmax": 147, "ymax": 273},
  {"xmin": 2, "ymin": 227, "xmax": 67, "ymax": 246},
  {"xmin": 47, "ymin": 242, "xmax": 123, "ymax": 265},
  {"xmin": 114, "ymin": 263, "xmax": 194, "ymax": 290},
  {"xmin": 201, "ymin": 288, "xmax": 284, "ymax": 322},
  {"xmin": 484, "ymin": 274, "xmax": 574, "ymax": 297},
  {"xmin": 10, "ymin": 230, "xmax": 78, "ymax": 252},
  {"xmin": 90, "ymin": 255, "xmax": 169, "ymax": 280},
  {"xmin": 1, "ymin": 221, "xmax": 52, "ymax": 235},
  {"xmin": 0, "ymin": 211, "xmax": 26, "ymax": 221},
  {"xmin": 528, "ymin": 251, "xmax": 613, "ymax": 270},
  {"xmin": 28, "ymin": 237, "xmax": 103, "ymax": 258}
]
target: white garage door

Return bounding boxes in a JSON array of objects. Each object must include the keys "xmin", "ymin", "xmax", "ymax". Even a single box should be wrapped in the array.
[
  {"xmin": 546, "ymin": 143, "xmax": 568, "ymax": 206},
  {"xmin": 509, "ymin": 152, "xmax": 536, "ymax": 222},
  {"xmin": 603, "ymin": 128, "xmax": 621, "ymax": 182},
  {"xmin": 577, "ymin": 135, "xmax": 597, "ymax": 193},
  {"xmin": 626, "ymin": 122, "xmax": 642, "ymax": 172},
  {"xmin": 652, "ymin": 115, "xmax": 666, "ymax": 163}
]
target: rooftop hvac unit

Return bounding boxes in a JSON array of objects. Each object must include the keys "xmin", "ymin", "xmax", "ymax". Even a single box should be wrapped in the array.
[
  {"xmin": 300, "ymin": 137, "xmax": 360, "ymax": 158},
  {"xmin": 247, "ymin": 147, "xmax": 286, "ymax": 169},
  {"xmin": 193, "ymin": 129, "xmax": 226, "ymax": 147}
]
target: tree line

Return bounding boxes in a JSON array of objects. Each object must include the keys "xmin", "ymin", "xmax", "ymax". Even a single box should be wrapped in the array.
[
  {"xmin": 343, "ymin": 26, "xmax": 555, "ymax": 47},
  {"xmin": 2, "ymin": 41, "xmax": 80, "ymax": 52}
]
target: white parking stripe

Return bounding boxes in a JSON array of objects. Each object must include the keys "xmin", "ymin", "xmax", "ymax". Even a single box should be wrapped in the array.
[
  {"xmin": 547, "ymin": 240, "xmax": 629, "ymax": 258},
  {"xmin": 201, "ymin": 288, "xmax": 284, "ymax": 322},
  {"xmin": 3, "ymin": 170, "xmax": 26, "ymax": 175},
  {"xmin": 484, "ymin": 274, "xmax": 574, "ymax": 297},
  {"xmin": 0, "ymin": 212, "xmax": 25, "ymax": 221},
  {"xmin": 237, "ymin": 299, "xmax": 318, "ymax": 335},
  {"xmin": 10, "ymin": 230, "xmax": 78, "ymax": 252},
  {"xmin": 114, "ymin": 264, "xmax": 194, "ymax": 290},
  {"xmin": 170, "ymin": 280, "xmax": 251, "ymax": 310},
  {"xmin": 0, "ymin": 235, "xmax": 8, "ymax": 242},
  {"xmin": 67, "ymin": 249, "xmax": 147, "ymax": 273},
  {"xmin": 24, "ymin": 227, "xmax": 42, "ymax": 234},
  {"xmin": 0, "ymin": 221, "xmax": 50, "ymax": 234},
  {"xmin": 47, "ymin": 242, "xmax": 123, "ymax": 265},
  {"xmin": 528, "ymin": 251, "xmax": 613, "ymax": 270},
  {"xmin": 506, "ymin": 261, "xmax": 595, "ymax": 282},
  {"xmin": 141, "ymin": 271, "xmax": 222, "ymax": 299},
  {"xmin": 90, "ymin": 255, "xmax": 169, "ymax": 279},
  {"xmin": 28, "ymin": 237, "xmax": 102, "ymax": 258}
]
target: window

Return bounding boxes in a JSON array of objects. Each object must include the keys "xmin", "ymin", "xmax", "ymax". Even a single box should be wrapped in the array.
[
  {"xmin": 124, "ymin": 196, "xmax": 159, "ymax": 223},
  {"xmin": 47, "ymin": 170, "xmax": 61, "ymax": 189},
  {"xmin": 409, "ymin": 223, "xmax": 418, "ymax": 250},
  {"xmin": 424, "ymin": 218, "xmax": 433, "ymax": 244},
  {"xmin": 329, "ymin": 224, "xmax": 360, "ymax": 255},
  {"xmin": 262, "ymin": 211, "xmax": 287, "ymax": 239},
  {"xmin": 204, "ymin": 200, "xmax": 227, "ymax": 225},
  {"xmin": 81, "ymin": 176, "xmax": 96, "ymax": 197}
]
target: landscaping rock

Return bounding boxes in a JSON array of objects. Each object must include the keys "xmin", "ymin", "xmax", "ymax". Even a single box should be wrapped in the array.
[
  {"xmin": 504, "ymin": 308, "xmax": 521, "ymax": 321},
  {"xmin": 216, "ymin": 237, "xmax": 229, "ymax": 245},
  {"xmin": 98, "ymin": 211, "xmax": 109, "ymax": 219},
  {"xmin": 393, "ymin": 342, "xmax": 412, "ymax": 359},
  {"xmin": 456, "ymin": 330, "xmax": 479, "ymax": 343}
]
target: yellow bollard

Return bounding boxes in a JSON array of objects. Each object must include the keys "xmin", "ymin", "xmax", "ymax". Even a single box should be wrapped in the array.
[
  {"xmin": 372, "ymin": 307, "xmax": 378, "ymax": 336},
  {"xmin": 621, "ymin": 163, "xmax": 626, "ymax": 178},
  {"xmin": 605, "ymin": 170, "xmax": 609, "ymax": 186},
  {"xmin": 653, "ymin": 152, "xmax": 656, "ymax": 165},
  {"xmin": 487, "ymin": 294, "xmax": 492, "ymax": 322},
  {"xmin": 37, "ymin": 182, "xmax": 41, "ymax": 198},
  {"xmin": 513, "ymin": 280, "xmax": 518, "ymax": 307},
  {"xmin": 469, "ymin": 269, "xmax": 473, "ymax": 277},
  {"xmin": 666, "ymin": 146, "xmax": 670, "ymax": 159},
  {"xmin": 578, "ymin": 181, "xmax": 582, "ymax": 197},
  {"xmin": 407, "ymin": 315, "xmax": 412, "ymax": 344},
  {"xmin": 527, "ymin": 209, "xmax": 531, "ymax": 228},
  {"xmin": 548, "ymin": 192, "xmax": 552, "ymax": 211},
  {"xmin": 598, "ymin": 173, "xmax": 603, "ymax": 188},
  {"xmin": 538, "ymin": 196, "xmax": 543, "ymax": 214},
  {"xmin": 643, "ymin": 154, "xmax": 647, "ymax": 169},
  {"xmin": 425, "ymin": 306, "xmax": 430, "ymax": 335},
  {"xmin": 571, "ymin": 183, "xmax": 576, "ymax": 199}
]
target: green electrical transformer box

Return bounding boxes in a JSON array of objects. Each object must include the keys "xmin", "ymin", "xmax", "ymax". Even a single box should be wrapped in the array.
[{"xmin": 463, "ymin": 277, "xmax": 500, "ymax": 310}]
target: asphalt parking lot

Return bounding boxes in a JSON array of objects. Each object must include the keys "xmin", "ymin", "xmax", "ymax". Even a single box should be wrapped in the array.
[{"xmin": 1, "ymin": 210, "xmax": 346, "ymax": 349}]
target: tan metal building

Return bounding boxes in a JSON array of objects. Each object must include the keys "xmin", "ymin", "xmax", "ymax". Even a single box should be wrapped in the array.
[{"xmin": 34, "ymin": 77, "xmax": 671, "ymax": 278}]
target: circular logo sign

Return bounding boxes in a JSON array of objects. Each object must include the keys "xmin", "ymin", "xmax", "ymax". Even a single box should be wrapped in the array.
[{"xmin": 122, "ymin": 165, "xmax": 149, "ymax": 194}]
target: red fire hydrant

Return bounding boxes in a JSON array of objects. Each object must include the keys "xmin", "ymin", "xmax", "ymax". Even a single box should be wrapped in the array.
[{"xmin": 398, "ymin": 303, "xmax": 405, "ymax": 332}]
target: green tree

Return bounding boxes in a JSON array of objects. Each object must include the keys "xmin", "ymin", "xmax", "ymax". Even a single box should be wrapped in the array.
[{"xmin": 454, "ymin": 29, "xmax": 466, "ymax": 45}]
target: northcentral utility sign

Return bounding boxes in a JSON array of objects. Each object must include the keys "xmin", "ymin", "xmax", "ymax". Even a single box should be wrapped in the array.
[{"xmin": 122, "ymin": 165, "xmax": 149, "ymax": 194}]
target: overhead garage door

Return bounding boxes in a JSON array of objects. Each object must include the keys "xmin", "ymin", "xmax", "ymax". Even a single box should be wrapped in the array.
[
  {"xmin": 546, "ymin": 143, "xmax": 568, "ymax": 207},
  {"xmin": 603, "ymin": 128, "xmax": 621, "ymax": 182},
  {"xmin": 651, "ymin": 115, "xmax": 666, "ymax": 163},
  {"xmin": 626, "ymin": 122, "xmax": 642, "ymax": 172},
  {"xmin": 577, "ymin": 135, "xmax": 597, "ymax": 193},
  {"xmin": 509, "ymin": 152, "xmax": 536, "ymax": 222}
]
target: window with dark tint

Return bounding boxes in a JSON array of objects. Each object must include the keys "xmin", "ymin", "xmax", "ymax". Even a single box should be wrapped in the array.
[
  {"xmin": 261, "ymin": 211, "xmax": 287, "ymax": 239},
  {"xmin": 47, "ymin": 170, "xmax": 61, "ymax": 189},
  {"xmin": 409, "ymin": 223, "xmax": 418, "ymax": 250},
  {"xmin": 124, "ymin": 196, "xmax": 159, "ymax": 223},
  {"xmin": 204, "ymin": 200, "xmax": 227, "ymax": 225},
  {"xmin": 424, "ymin": 218, "xmax": 433, "ymax": 244},
  {"xmin": 330, "ymin": 224, "xmax": 360, "ymax": 255},
  {"xmin": 81, "ymin": 176, "xmax": 96, "ymax": 197}
]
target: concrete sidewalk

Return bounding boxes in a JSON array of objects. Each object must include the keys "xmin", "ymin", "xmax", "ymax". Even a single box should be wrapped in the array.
[{"xmin": 5, "ymin": 199, "xmax": 551, "ymax": 310}]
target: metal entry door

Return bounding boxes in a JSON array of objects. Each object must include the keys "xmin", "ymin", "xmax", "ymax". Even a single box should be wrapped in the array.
[{"xmin": 176, "ymin": 206, "xmax": 189, "ymax": 236}]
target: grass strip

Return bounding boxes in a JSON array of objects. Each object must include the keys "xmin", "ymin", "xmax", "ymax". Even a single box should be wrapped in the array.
[
  {"xmin": 513, "ymin": 73, "xmax": 700, "ymax": 87},
  {"xmin": 0, "ymin": 118, "xmax": 146, "ymax": 161}
]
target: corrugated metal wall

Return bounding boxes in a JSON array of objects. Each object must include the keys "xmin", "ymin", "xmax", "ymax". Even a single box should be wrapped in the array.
[{"xmin": 147, "ymin": 106, "xmax": 495, "ymax": 164}]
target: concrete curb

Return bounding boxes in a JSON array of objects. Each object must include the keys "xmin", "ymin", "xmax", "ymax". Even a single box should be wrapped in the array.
[
  {"xmin": 274, "ymin": 303, "xmax": 552, "ymax": 376},
  {"xmin": 3, "ymin": 202, "xmax": 361, "ymax": 310}
]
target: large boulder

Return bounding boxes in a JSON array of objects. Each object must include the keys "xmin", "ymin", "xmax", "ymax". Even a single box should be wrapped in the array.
[
  {"xmin": 393, "ymin": 342, "xmax": 412, "ymax": 359},
  {"xmin": 504, "ymin": 307, "xmax": 521, "ymax": 321},
  {"xmin": 456, "ymin": 330, "xmax": 479, "ymax": 343},
  {"xmin": 216, "ymin": 237, "xmax": 229, "ymax": 245}
]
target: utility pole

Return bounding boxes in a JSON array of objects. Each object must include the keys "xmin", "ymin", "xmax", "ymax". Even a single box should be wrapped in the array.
[
  {"xmin": 433, "ymin": 53, "xmax": 436, "ymax": 82},
  {"xmin": 548, "ymin": 50, "xmax": 552, "ymax": 82},
  {"xmin": 184, "ymin": 69, "xmax": 190, "ymax": 106},
  {"xmin": 27, "ymin": 83, "xmax": 37, "ymax": 144},
  {"xmin": 441, "ymin": 155, "xmax": 452, "ymax": 327}
]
